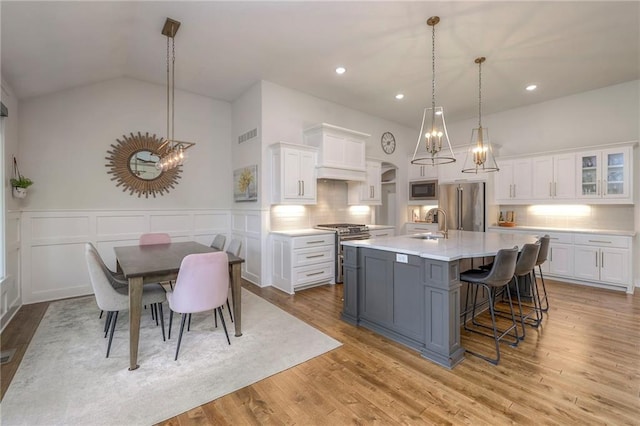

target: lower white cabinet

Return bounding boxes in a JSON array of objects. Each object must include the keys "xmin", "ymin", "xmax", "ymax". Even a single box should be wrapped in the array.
[
  {"xmin": 271, "ymin": 232, "xmax": 335, "ymax": 294},
  {"xmin": 490, "ymin": 227, "xmax": 633, "ymax": 293},
  {"xmin": 405, "ymin": 223, "xmax": 439, "ymax": 234},
  {"xmin": 369, "ymin": 227, "xmax": 395, "ymax": 238},
  {"xmin": 573, "ymin": 234, "xmax": 630, "ymax": 286}
]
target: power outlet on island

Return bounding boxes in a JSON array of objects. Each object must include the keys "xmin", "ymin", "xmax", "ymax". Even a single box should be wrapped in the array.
[{"xmin": 395, "ymin": 253, "xmax": 408, "ymax": 263}]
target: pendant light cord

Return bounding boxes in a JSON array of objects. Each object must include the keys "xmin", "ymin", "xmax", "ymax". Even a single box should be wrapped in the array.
[
  {"xmin": 478, "ymin": 59, "xmax": 482, "ymax": 128},
  {"xmin": 431, "ymin": 22, "xmax": 436, "ymax": 111}
]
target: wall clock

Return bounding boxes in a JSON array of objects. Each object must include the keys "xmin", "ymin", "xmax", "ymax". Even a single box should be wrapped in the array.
[{"xmin": 381, "ymin": 131, "xmax": 396, "ymax": 154}]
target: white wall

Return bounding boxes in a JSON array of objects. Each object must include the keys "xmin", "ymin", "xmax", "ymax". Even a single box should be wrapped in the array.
[
  {"xmin": 446, "ymin": 80, "xmax": 639, "ymax": 156},
  {"xmin": 17, "ymin": 77, "xmax": 233, "ymax": 210}
]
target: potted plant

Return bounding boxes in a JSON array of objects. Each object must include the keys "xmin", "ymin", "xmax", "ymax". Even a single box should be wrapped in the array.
[{"xmin": 10, "ymin": 175, "xmax": 33, "ymax": 199}]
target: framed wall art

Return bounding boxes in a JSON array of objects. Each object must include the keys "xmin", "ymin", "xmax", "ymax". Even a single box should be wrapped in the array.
[{"xmin": 233, "ymin": 165, "xmax": 258, "ymax": 202}]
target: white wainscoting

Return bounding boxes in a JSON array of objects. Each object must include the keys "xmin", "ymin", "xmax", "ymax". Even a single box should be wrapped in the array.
[
  {"xmin": 1, "ymin": 211, "xmax": 22, "ymax": 331},
  {"xmin": 20, "ymin": 209, "xmax": 232, "ymax": 304},
  {"xmin": 230, "ymin": 209, "xmax": 268, "ymax": 286}
]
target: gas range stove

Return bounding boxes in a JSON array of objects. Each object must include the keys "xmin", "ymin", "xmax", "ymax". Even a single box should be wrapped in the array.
[{"xmin": 315, "ymin": 223, "xmax": 370, "ymax": 237}]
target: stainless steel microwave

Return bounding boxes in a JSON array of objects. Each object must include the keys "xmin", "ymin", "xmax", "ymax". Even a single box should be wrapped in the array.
[{"xmin": 410, "ymin": 180, "xmax": 438, "ymax": 201}]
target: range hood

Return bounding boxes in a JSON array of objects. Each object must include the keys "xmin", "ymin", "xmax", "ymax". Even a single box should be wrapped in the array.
[{"xmin": 304, "ymin": 123, "xmax": 369, "ymax": 182}]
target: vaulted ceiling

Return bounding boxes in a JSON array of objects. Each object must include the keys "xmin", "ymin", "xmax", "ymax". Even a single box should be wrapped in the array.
[{"xmin": 2, "ymin": 1, "xmax": 638, "ymax": 128}]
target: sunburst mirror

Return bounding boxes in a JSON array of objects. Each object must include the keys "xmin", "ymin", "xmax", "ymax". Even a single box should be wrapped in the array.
[{"xmin": 105, "ymin": 132, "xmax": 181, "ymax": 198}]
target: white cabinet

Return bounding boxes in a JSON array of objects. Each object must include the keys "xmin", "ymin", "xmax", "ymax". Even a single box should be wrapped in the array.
[
  {"xmin": 348, "ymin": 160, "xmax": 381, "ymax": 205},
  {"xmin": 304, "ymin": 123, "xmax": 369, "ymax": 181},
  {"xmin": 437, "ymin": 148, "xmax": 484, "ymax": 184},
  {"xmin": 573, "ymin": 234, "xmax": 630, "ymax": 288},
  {"xmin": 531, "ymin": 153, "xmax": 575, "ymax": 200},
  {"xmin": 405, "ymin": 223, "xmax": 439, "ymax": 234},
  {"xmin": 270, "ymin": 143, "xmax": 317, "ymax": 205},
  {"xmin": 408, "ymin": 155, "xmax": 438, "ymax": 181},
  {"xmin": 369, "ymin": 227, "xmax": 395, "ymax": 238},
  {"xmin": 271, "ymin": 233, "xmax": 335, "ymax": 294},
  {"xmin": 494, "ymin": 158, "xmax": 533, "ymax": 203},
  {"xmin": 576, "ymin": 146, "xmax": 632, "ymax": 202}
]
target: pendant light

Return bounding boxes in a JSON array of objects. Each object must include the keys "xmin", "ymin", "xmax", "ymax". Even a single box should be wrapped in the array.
[
  {"xmin": 462, "ymin": 57, "xmax": 499, "ymax": 173},
  {"xmin": 155, "ymin": 18, "xmax": 195, "ymax": 172},
  {"xmin": 411, "ymin": 16, "xmax": 455, "ymax": 166}
]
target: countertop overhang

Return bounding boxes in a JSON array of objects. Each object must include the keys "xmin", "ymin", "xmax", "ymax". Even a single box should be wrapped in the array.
[
  {"xmin": 341, "ymin": 230, "xmax": 539, "ymax": 261},
  {"xmin": 487, "ymin": 225, "xmax": 635, "ymax": 237}
]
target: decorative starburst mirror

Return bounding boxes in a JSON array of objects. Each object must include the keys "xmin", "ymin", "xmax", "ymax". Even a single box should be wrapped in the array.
[{"xmin": 105, "ymin": 132, "xmax": 181, "ymax": 198}]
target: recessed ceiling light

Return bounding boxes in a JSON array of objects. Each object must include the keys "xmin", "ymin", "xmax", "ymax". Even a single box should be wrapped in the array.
[
  {"xmin": 395, "ymin": 93, "xmax": 404, "ymax": 100},
  {"xmin": 526, "ymin": 84, "xmax": 537, "ymax": 91},
  {"xmin": 335, "ymin": 66, "xmax": 346, "ymax": 75}
]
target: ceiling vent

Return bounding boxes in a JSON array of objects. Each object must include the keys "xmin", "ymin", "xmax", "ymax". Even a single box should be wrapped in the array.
[{"xmin": 238, "ymin": 128, "xmax": 258, "ymax": 144}]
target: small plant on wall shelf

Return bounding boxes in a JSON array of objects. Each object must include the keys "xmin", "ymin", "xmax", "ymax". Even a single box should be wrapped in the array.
[{"xmin": 11, "ymin": 157, "xmax": 33, "ymax": 199}]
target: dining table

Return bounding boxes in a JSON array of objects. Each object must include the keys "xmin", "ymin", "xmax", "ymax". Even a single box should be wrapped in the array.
[{"xmin": 114, "ymin": 241, "xmax": 244, "ymax": 371}]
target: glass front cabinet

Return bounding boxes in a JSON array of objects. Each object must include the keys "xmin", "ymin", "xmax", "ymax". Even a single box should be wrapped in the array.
[{"xmin": 576, "ymin": 146, "xmax": 631, "ymax": 202}]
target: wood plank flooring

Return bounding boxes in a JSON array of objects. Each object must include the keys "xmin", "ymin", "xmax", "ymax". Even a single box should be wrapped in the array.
[{"xmin": 2, "ymin": 279, "xmax": 639, "ymax": 425}]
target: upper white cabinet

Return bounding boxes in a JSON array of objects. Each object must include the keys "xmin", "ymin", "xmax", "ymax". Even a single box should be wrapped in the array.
[
  {"xmin": 270, "ymin": 142, "xmax": 317, "ymax": 205},
  {"xmin": 348, "ymin": 160, "xmax": 382, "ymax": 205},
  {"xmin": 494, "ymin": 158, "xmax": 533, "ymax": 203},
  {"xmin": 304, "ymin": 123, "xmax": 369, "ymax": 181},
  {"xmin": 408, "ymin": 155, "xmax": 438, "ymax": 181},
  {"xmin": 576, "ymin": 146, "xmax": 632, "ymax": 203},
  {"xmin": 531, "ymin": 153, "xmax": 575, "ymax": 200},
  {"xmin": 437, "ymin": 148, "xmax": 484, "ymax": 183}
]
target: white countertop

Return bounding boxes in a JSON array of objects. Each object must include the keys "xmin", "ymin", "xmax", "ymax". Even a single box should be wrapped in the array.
[
  {"xmin": 342, "ymin": 230, "xmax": 538, "ymax": 261},
  {"xmin": 487, "ymin": 225, "xmax": 635, "ymax": 237},
  {"xmin": 270, "ymin": 228, "xmax": 335, "ymax": 237}
]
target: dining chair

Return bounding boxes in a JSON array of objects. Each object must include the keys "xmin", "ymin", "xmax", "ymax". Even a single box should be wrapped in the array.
[
  {"xmin": 166, "ymin": 251, "xmax": 231, "ymax": 361},
  {"xmin": 85, "ymin": 244, "xmax": 167, "ymax": 358},
  {"xmin": 86, "ymin": 242, "xmax": 128, "ymax": 322},
  {"xmin": 140, "ymin": 232, "xmax": 174, "ymax": 296},
  {"xmin": 218, "ymin": 238, "xmax": 242, "ymax": 324},
  {"xmin": 139, "ymin": 232, "xmax": 171, "ymax": 245},
  {"xmin": 210, "ymin": 234, "xmax": 226, "ymax": 251}
]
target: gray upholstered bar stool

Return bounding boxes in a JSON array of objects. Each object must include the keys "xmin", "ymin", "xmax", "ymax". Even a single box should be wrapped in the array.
[
  {"xmin": 533, "ymin": 235, "xmax": 551, "ymax": 313},
  {"xmin": 495, "ymin": 242, "xmax": 541, "ymax": 340},
  {"xmin": 461, "ymin": 246, "xmax": 519, "ymax": 365}
]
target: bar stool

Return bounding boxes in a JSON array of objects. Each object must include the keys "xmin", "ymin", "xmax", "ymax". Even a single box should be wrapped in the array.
[
  {"xmin": 495, "ymin": 242, "xmax": 541, "ymax": 339},
  {"xmin": 461, "ymin": 246, "xmax": 519, "ymax": 365},
  {"xmin": 533, "ymin": 235, "xmax": 551, "ymax": 313}
]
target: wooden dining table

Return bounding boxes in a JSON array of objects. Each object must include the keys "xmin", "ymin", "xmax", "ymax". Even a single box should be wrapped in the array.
[{"xmin": 114, "ymin": 241, "xmax": 244, "ymax": 371}]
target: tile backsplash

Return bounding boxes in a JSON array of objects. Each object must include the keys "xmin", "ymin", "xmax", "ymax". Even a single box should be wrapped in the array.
[
  {"xmin": 497, "ymin": 204, "xmax": 634, "ymax": 231},
  {"xmin": 270, "ymin": 180, "xmax": 373, "ymax": 230}
]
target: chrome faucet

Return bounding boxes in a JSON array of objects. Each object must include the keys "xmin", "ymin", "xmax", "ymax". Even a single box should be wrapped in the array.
[{"xmin": 427, "ymin": 208, "xmax": 448, "ymax": 239}]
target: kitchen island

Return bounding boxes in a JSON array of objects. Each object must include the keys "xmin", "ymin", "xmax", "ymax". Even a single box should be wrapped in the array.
[{"xmin": 341, "ymin": 230, "xmax": 538, "ymax": 368}]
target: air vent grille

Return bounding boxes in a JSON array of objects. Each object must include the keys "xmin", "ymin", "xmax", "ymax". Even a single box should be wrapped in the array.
[{"xmin": 238, "ymin": 128, "xmax": 258, "ymax": 144}]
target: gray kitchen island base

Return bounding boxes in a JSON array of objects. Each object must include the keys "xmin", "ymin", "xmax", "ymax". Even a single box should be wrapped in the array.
[{"xmin": 342, "ymin": 246, "xmax": 466, "ymax": 369}]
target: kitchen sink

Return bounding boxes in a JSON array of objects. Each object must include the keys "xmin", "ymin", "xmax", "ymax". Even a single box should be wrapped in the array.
[{"xmin": 411, "ymin": 233, "xmax": 444, "ymax": 240}]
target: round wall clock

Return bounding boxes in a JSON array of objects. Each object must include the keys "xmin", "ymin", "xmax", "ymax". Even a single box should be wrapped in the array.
[{"xmin": 381, "ymin": 131, "xmax": 396, "ymax": 154}]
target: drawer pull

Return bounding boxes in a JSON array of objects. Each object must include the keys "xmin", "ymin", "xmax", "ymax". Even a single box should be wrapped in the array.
[
  {"xmin": 306, "ymin": 271, "xmax": 324, "ymax": 277},
  {"xmin": 588, "ymin": 240, "xmax": 611, "ymax": 244},
  {"xmin": 305, "ymin": 254, "xmax": 324, "ymax": 259},
  {"xmin": 306, "ymin": 240, "xmax": 326, "ymax": 244}
]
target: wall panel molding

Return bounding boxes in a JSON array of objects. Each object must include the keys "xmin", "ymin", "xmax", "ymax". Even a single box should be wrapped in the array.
[{"xmin": 20, "ymin": 209, "xmax": 232, "ymax": 304}]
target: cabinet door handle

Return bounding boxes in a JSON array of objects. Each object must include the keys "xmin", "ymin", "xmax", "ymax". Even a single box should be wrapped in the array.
[
  {"xmin": 595, "ymin": 252, "xmax": 598, "ymax": 267},
  {"xmin": 306, "ymin": 271, "xmax": 324, "ymax": 277},
  {"xmin": 549, "ymin": 182, "xmax": 553, "ymax": 197},
  {"xmin": 597, "ymin": 179, "xmax": 600, "ymax": 196},
  {"xmin": 603, "ymin": 179, "xmax": 607, "ymax": 196},
  {"xmin": 298, "ymin": 180, "xmax": 301, "ymax": 196},
  {"xmin": 302, "ymin": 180, "xmax": 305, "ymax": 196},
  {"xmin": 554, "ymin": 182, "xmax": 557, "ymax": 197},
  {"xmin": 601, "ymin": 252, "xmax": 604, "ymax": 269},
  {"xmin": 550, "ymin": 248, "xmax": 553, "ymax": 262},
  {"xmin": 513, "ymin": 184, "xmax": 516, "ymax": 198},
  {"xmin": 588, "ymin": 240, "xmax": 611, "ymax": 244}
]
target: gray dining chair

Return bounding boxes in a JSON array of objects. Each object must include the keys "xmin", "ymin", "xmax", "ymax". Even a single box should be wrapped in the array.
[
  {"xmin": 86, "ymin": 242, "xmax": 127, "ymax": 322},
  {"xmin": 210, "ymin": 234, "xmax": 226, "ymax": 251},
  {"xmin": 85, "ymin": 244, "xmax": 167, "ymax": 357}
]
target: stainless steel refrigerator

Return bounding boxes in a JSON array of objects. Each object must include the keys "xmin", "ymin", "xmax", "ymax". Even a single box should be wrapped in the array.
[{"xmin": 438, "ymin": 182, "xmax": 486, "ymax": 232}]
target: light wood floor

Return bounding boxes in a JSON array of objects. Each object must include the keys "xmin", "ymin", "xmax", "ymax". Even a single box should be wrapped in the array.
[{"xmin": 2, "ymin": 279, "xmax": 639, "ymax": 425}]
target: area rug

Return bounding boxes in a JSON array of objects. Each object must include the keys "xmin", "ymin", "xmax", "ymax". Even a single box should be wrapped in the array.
[{"xmin": 1, "ymin": 289, "xmax": 341, "ymax": 425}]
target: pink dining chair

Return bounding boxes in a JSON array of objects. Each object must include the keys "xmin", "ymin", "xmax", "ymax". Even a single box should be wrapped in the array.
[
  {"xmin": 139, "ymin": 232, "xmax": 171, "ymax": 245},
  {"xmin": 166, "ymin": 251, "xmax": 231, "ymax": 360}
]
